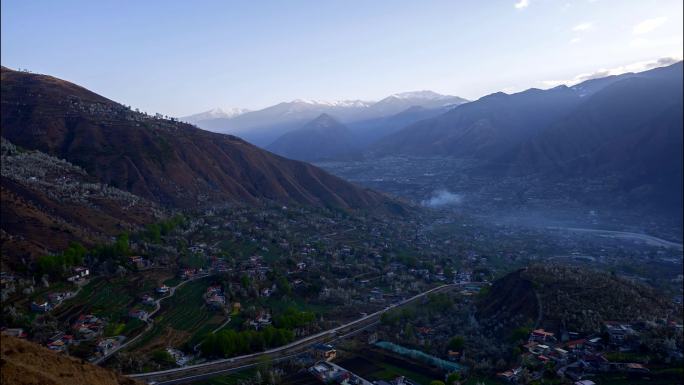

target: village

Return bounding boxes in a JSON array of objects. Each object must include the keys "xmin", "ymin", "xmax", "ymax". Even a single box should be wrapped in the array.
[{"xmin": 1, "ymin": 202, "xmax": 682, "ymax": 384}]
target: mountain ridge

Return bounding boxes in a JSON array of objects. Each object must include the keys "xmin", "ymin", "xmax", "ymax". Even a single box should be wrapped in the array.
[{"xmin": 0, "ymin": 66, "xmax": 399, "ymax": 212}]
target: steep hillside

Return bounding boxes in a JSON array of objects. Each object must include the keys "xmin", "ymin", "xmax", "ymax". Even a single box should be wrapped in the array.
[
  {"xmin": 1, "ymin": 335, "xmax": 141, "ymax": 385},
  {"xmin": 349, "ymin": 104, "xmax": 457, "ymax": 146},
  {"xmin": 0, "ymin": 66, "xmax": 396, "ymax": 212},
  {"xmin": 371, "ymin": 62, "xmax": 683, "ymax": 212},
  {"xmin": 1, "ymin": 138, "xmax": 162, "ymax": 263},
  {"xmin": 506, "ymin": 63, "xmax": 683, "ymax": 209},
  {"xmin": 372, "ymin": 86, "xmax": 581, "ymax": 158},
  {"xmin": 478, "ymin": 264, "xmax": 678, "ymax": 336},
  {"xmin": 267, "ymin": 113, "xmax": 358, "ymax": 161}
]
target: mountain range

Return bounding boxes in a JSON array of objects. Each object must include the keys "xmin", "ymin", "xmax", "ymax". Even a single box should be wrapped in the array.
[
  {"xmin": 0, "ymin": 66, "xmax": 403, "ymax": 259},
  {"xmin": 372, "ymin": 62, "xmax": 683, "ymax": 212},
  {"xmin": 182, "ymin": 91, "xmax": 468, "ymax": 146}
]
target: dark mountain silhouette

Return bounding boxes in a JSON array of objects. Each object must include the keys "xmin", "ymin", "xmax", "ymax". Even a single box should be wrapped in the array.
[
  {"xmin": 371, "ymin": 62, "xmax": 683, "ymax": 212},
  {"xmin": 348, "ymin": 104, "xmax": 458, "ymax": 147},
  {"xmin": 266, "ymin": 113, "xmax": 358, "ymax": 161}
]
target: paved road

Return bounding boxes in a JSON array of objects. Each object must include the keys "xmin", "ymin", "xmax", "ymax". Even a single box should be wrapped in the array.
[
  {"xmin": 94, "ymin": 274, "xmax": 210, "ymax": 364},
  {"xmin": 128, "ymin": 283, "xmax": 454, "ymax": 384}
]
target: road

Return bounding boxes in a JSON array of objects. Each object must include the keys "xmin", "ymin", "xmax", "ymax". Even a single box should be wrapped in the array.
[
  {"xmin": 128, "ymin": 283, "xmax": 454, "ymax": 384},
  {"xmin": 548, "ymin": 226, "xmax": 683, "ymax": 250},
  {"xmin": 94, "ymin": 274, "xmax": 210, "ymax": 364}
]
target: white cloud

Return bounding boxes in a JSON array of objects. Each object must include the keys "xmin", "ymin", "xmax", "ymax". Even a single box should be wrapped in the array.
[
  {"xmin": 572, "ymin": 22, "xmax": 593, "ymax": 32},
  {"xmin": 570, "ymin": 37, "xmax": 582, "ymax": 44},
  {"xmin": 514, "ymin": 0, "xmax": 530, "ymax": 9},
  {"xmin": 633, "ymin": 17, "xmax": 667, "ymax": 35},
  {"xmin": 541, "ymin": 56, "xmax": 683, "ymax": 87}
]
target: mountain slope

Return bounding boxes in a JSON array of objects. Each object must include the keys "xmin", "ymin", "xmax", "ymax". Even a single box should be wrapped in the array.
[
  {"xmin": 1, "ymin": 138, "xmax": 162, "ymax": 263},
  {"xmin": 348, "ymin": 104, "xmax": 458, "ymax": 147},
  {"xmin": 1, "ymin": 335, "xmax": 142, "ymax": 385},
  {"xmin": 370, "ymin": 62, "xmax": 683, "ymax": 212},
  {"xmin": 0, "ymin": 66, "xmax": 396, "ymax": 212},
  {"xmin": 372, "ymin": 86, "xmax": 582, "ymax": 158},
  {"xmin": 266, "ymin": 113, "xmax": 358, "ymax": 161},
  {"xmin": 505, "ymin": 62, "xmax": 683, "ymax": 209},
  {"xmin": 478, "ymin": 264, "xmax": 677, "ymax": 337}
]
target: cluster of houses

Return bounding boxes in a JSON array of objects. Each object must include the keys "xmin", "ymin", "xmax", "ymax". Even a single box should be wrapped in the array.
[
  {"xmin": 97, "ymin": 337, "xmax": 122, "ymax": 355},
  {"xmin": 66, "ymin": 266, "xmax": 90, "ymax": 283},
  {"xmin": 129, "ymin": 308, "xmax": 150, "ymax": 321},
  {"xmin": 309, "ymin": 361, "xmax": 372, "ymax": 385},
  {"xmin": 204, "ymin": 284, "xmax": 227, "ymax": 310},
  {"xmin": 129, "ymin": 255, "xmax": 151, "ymax": 270},
  {"xmin": 1, "ymin": 327, "xmax": 27, "ymax": 339},
  {"xmin": 71, "ymin": 314, "xmax": 105, "ymax": 340},
  {"xmin": 497, "ymin": 320, "xmax": 683, "ymax": 384},
  {"xmin": 248, "ymin": 309, "xmax": 272, "ymax": 329},
  {"xmin": 31, "ymin": 290, "xmax": 77, "ymax": 313},
  {"xmin": 46, "ymin": 332, "xmax": 75, "ymax": 352},
  {"xmin": 211, "ymin": 258, "xmax": 231, "ymax": 274}
]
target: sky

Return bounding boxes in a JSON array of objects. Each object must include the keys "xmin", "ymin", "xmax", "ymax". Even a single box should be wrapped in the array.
[{"xmin": 2, "ymin": 0, "xmax": 682, "ymax": 116}]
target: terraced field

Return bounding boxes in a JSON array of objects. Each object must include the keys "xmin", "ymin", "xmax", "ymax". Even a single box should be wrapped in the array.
[
  {"xmin": 134, "ymin": 276, "xmax": 225, "ymax": 352},
  {"xmin": 55, "ymin": 276, "xmax": 154, "ymax": 321}
]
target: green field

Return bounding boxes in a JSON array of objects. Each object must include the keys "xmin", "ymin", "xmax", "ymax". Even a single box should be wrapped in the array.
[
  {"xmin": 134, "ymin": 277, "xmax": 219, "ymax": 350},
  {"xmin": 158, "ymin": 278, "xmax": 213, "ymax": 330},
  {"xmin": 194, "ymin": 369, "xmax": 256, "ymax": 385},
  {"xmin": 370, "ymin": 361, "xmax": 436, "ymax": 385}
]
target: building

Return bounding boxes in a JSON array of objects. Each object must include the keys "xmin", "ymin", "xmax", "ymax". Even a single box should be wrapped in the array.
[
  {"xmin": 128, "ymin": 309, "xmax": 149, "ymax": 321},
  {"xmin": 30, "ymin": 301, "xmax": 51, "ymax": 313},
  {"xmin": 313, "ymin": 343, "xmax": 337, "ymax": 361},
  {"xmin": 67, "ymin": 267, "xmax": 90, "ymax": 283},
  {"xmin": 530, "ymin": 329, "xmax": 556, "ymax": 342},
  {"xmin": 1, "ymin": 328, "xmax": 26, "ymax": 338}
]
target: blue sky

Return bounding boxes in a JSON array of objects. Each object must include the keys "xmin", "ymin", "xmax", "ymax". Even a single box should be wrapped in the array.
[{"xmin": 2, "ymin": 0, "xmax": 682, "ymax": 116}]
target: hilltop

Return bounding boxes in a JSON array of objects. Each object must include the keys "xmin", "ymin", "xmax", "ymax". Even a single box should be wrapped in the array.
[
  {"xmin": 478, "ymin": 264, "xmax": 678, "ymax": 337},
  {"xmin": 1, "ymin": 335, "xmax": 142, "ymax": 385}
]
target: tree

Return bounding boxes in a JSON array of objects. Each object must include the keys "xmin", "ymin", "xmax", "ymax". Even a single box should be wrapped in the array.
[
  {"xmin": 448, "ymin": 336, "xmax": 465, "ymax": 351},
  {"xmin": 430, "ymin": 381, "xmax": 446, "ymax": 385},
  {"xmin": 446, "ymin": 372, "xmax": 461, "ymax": 385}
]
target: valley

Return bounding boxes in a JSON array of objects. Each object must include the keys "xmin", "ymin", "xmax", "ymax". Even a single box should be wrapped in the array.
[{"xmin": 1, "ymin": 17, "xmax": 682, "ymax": 385}]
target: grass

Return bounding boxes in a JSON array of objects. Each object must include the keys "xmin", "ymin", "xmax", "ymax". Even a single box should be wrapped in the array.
[
  {"xmin": 194, "ymin": 369, "xmax": 257, "ymax": 385},
  {"xmin": 188, "ymin": 318, "xmax": 224, "ymax": 347},
  {"xmin": 370, "ymin": 361, "xmax": 436, "ymax": 385},
  {"xmin": 133, "ymin": 277, "xmax": 217, "ymax": 351},
  {"xmin": 157, "ymin": 278, "xmax": 212, "ymax": 331},
  {"xmin": 163, "ymin": 277, "xmax": 182, "ymax": 287},
  {"xmin": 260, "ymin": 296, "xmax": 331, "ymax": 315}
]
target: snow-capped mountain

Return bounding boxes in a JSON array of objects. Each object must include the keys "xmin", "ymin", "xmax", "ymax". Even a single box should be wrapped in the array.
[
  {"xmin": 368, "ymin": 91, "xmax": 468, "ymax": 116},
  {"xmin": 186, "ymin": 91, "xmax": 468, "ymax": 146},
  {"xmin": 181, "ymin": 107, "xmax": 249, "ymax": 124}
]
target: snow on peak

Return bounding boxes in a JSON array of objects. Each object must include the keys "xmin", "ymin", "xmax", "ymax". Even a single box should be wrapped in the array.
[
  {"xmin": 390, "ymin": 90, "xmax": 451, "ymax": 100},
  {"xmin": 290, "ymin": 99, "xmax": 372, "ymax": 108}
]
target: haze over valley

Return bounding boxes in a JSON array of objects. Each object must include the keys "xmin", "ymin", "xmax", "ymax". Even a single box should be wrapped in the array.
[{"xmin": 1, "ymin": 1, "xmax": 682, "ymax": 385}]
